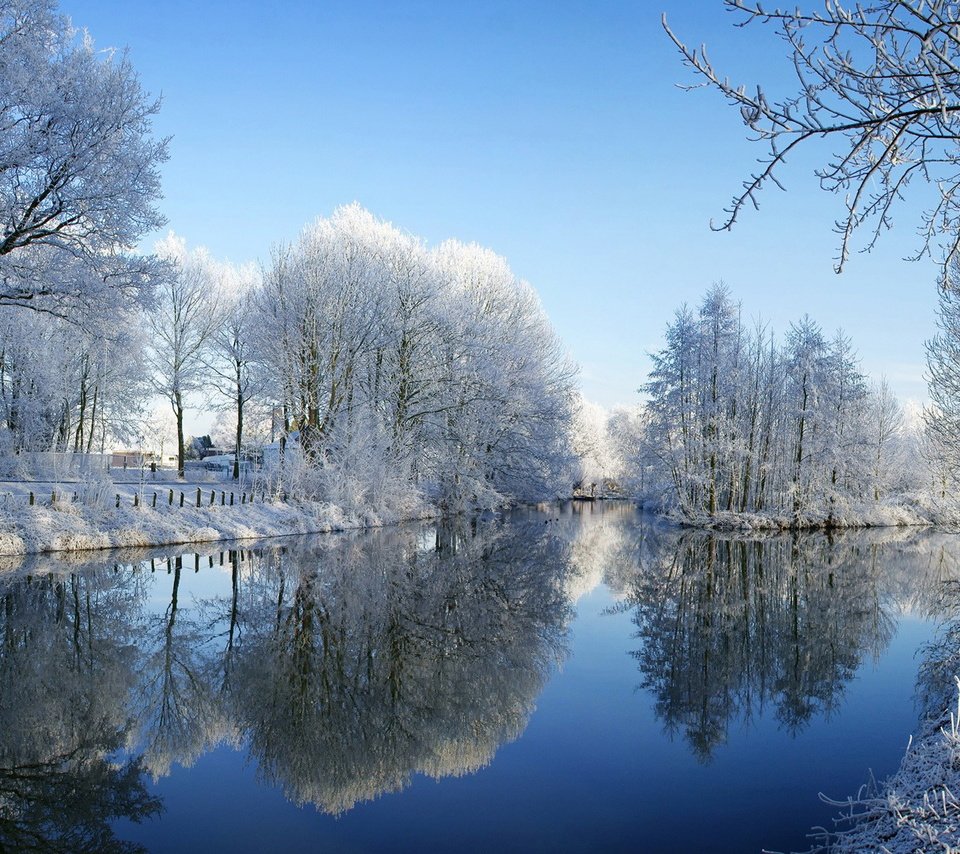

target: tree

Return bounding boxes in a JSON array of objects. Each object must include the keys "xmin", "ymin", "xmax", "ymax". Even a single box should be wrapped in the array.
[
  {"xmin": 0, "ymin": 0, "xmax": 167, "ymax": 312},
  {"xmin": 663, "ymin": 2, "xmax": 960, "ymax": 272},
  {"xmin": 146, "ymin": 234, "xmax": 220, "ymax": 478},
  {"xmin": 925, "ymin": 262, "xmax": 960, "ymax": 484},
  {"xmin": 204, "ymin": 261, "xmax": 259, "ymax": 479}
]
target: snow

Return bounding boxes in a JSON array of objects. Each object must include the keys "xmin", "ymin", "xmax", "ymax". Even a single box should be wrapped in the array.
[
  {"xmin": 0, "ymin": 493, "xmax": 437, "ymax": 557},
  {"xmin": 812, "ymin": 682, "xmax": 960, "ymax": 852}
]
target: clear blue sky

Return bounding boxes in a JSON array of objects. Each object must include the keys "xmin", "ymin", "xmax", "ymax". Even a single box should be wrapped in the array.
[{"xmin": 63, "ymin": 0, "xmax": 938, "ymax": 411}]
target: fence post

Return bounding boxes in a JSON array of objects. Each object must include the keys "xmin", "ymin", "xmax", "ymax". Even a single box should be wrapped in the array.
[
  {"xmin": 210, "ymin": 490, "xmax": 215, "ymax": 506},
  {"xmin": 152, "ymin": 492, "xmax": 157, "ymax": 508},
  {"xmin": 29, "ymin": 491, "xmax": 33, "ymax": 506},
  {"xmin": 168, "ymin": 489, "xmax": 173, "ymax": 506},
  {"xmin": 196, "ymin": 488, "xmax": 201, "ymax": 508},
  {"xmin": 133, "ymin": 493, "xmax": 139, "ymax": 507},
  {"xmin": 51, "ymin": 490, "xmax": 55, "ymax": 505},
  {"xmin": 180, "ymin": 492, "xmax": 185, "ymax": 507},
  {"xmin": 230, "ymin": 492, "xmax": 234, "ymax": 506},
  {"xmin": 221, "ymin": 491, "xmax": 225, "ymax": 506},
  {"xmin": 115, "ymin": 494, "xmax": 120, "ymax": 508}
]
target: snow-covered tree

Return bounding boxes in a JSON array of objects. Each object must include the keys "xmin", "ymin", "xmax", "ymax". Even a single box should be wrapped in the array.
[
  {"xmin": 639, "ymin": 285, "xmax": 906, "ymax": 523},
  {"xmin": 664, "ymin": 1, "xmax": 960, "ymax": 272},
  {"xmin": 204, "ymin": 260, "xmax": 259, "ymax": 479},
  {"xmin": 146, "ymin": 234, "xmax": 220, "ymax": 478},
  {"xmin": 256, "ymin": 206, "xmax": 577, "ymax": 510},
  {"xmin": 0, "ymin": 0, "xmax": 167, "ymax": 312}
]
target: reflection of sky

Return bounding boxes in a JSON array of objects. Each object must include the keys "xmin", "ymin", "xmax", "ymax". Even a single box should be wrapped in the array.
[{"xmin": 113, "ymin": 574, "xmax": 939, "ymax": 854}]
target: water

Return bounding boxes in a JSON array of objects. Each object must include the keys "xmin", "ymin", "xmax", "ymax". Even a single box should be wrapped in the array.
[{"xmin": 0, "ymin": 502, "xmax": 954, "ymax": 853}]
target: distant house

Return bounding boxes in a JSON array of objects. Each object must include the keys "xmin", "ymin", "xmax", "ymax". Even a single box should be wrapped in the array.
[
  {"xmin": 110, "ymin": 449, "xmax": 177, "ymax": 469},
  {"xmin": 262, "ymin": 432, "xmax": 301, "ymax": 470}
]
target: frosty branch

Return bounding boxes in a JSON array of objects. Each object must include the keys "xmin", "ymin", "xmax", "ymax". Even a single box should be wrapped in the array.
[{"xmin": 663, "ymin": 1, "xmax": 960, "ymax": 272}]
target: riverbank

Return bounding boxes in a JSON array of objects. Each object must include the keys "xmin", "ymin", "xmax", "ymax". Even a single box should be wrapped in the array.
[
  {"xmin": 811, "ymin": 686, "xmax": 960, "ymax": 852},
  {"xmin": 0, "ymin": 495, "xmax": 437, "ymax": 557},
  {"xmin": 648, "ymin": 495, "xmax": 940, "ymax": 532}
]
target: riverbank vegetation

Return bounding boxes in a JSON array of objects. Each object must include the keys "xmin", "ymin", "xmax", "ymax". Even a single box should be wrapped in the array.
[{"xmin": 597, "ymin": 284, "xmax": 937, "ymax": 530}]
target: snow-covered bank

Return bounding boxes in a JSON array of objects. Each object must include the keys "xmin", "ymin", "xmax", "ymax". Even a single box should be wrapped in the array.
[
  {"xmin": 810, "ymin": 686, "xmax": 960, "ymax": 852},
  {"xmin": 0, "ymin": 497, "xmax": 438, "ymax": 557},
  {"xmin": 809, "ymin": 612, "xmax": 960, "ymax": 853},
  {"xmin": 637, "ymin": 492, "xmax": 942, "ymax": 532}
]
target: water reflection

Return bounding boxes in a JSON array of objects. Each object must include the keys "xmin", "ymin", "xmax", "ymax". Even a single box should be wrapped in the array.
[
  {"xmin": 0, "ymin": 517, "xmax": 572, "ymax": 844},
  {"xmin": 0, "ymin": 506, "xmax": 955, "ymax": 849},
  {"xmin": 619, "ymin": 524, "xmax": 955, "ymax": 761},
  {"xmin": 0, "ymin": 570, "xmax": 160, "ymax": 852}
]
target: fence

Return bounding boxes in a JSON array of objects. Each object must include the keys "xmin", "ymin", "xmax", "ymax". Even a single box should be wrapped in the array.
[{"xmin": 3, "ymin": 486, "xmax": 294, "ymax": 510}]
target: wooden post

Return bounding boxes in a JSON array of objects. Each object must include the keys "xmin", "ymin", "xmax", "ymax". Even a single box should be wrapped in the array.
[
  {"xmin": 168, "ymin": 489, "xmax": 173, "ymax": 505},
  {"xmin": 210, "ymin": 490, "xmax": 215, "ymax": 506},
  {"xmin": 196, "ymin": 488, "xmax": 201, "ymax": 507},
  {"xmin": 28, "ymin": 491, "xmax": 33, "ymax": 506},
  {"xmin": 180, "ymin": 491, "xmax": 185, "ymax": 507},
  {"xmin": 133, "ymin": 493, "xmax": 139, "ymax": 507},
  {"xmin": 221, "ymin": 491, "xmax": 225, "ymax": 506},
  {"xmin": 230, "ymin": 492, "xmax": 234, "ymax": 506},
  {"xmin": 115, "ymin": 494, "xmax": 120, "ymax": 508},
  {"xmin": 152, "ymin": 492, "xmax": 157, "ymax": 508},
  {"xmin": 51, "ymin": 490, "xmax": 55, "ymax": 504}
]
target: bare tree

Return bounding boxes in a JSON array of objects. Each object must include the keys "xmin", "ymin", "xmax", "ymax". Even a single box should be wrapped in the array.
[
  {"xmin": 0, "ymin": 0, "xmax": 167, "ymax": 312},
  {"xmin": 663, "ymin": 2, "xmax": 960, "ymax": 272},
  {"xmin": 147, "ymin": 235, "xmax": 220, "ymax": 478},
  {"xmin": 204, "ymin": 262, "xmax": 259, "ymax": 479}
]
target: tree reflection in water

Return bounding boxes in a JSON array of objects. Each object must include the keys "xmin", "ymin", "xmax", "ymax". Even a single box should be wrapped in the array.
[
  {"xmin": 0, "ymin": 570, "xmax": 160, "ymax": 852},
  {"xmin": 0, "ymin": 509, "xmax": 950, "ymax": 844},
  {"xmin": 0, "ymin": 516, "xmax": 572, "ymax": 837},
  {"xmin": 228, "ymin": 519, "xmax": 571, "ymax": 812},
  {"xmin": 620, "ymin": 526, "xmax": 954, "ymax": 762}
]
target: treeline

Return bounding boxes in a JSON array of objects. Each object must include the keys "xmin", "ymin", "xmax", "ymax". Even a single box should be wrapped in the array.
[
  {"xmin": 0, "ymin": 205, "xmax": 578, "ymax": 512},
  {"xmin": 255, "ymin": 205, "xmax": 577, "ymax": 510},
  {"xmin": 626, "ymin": 286, "xmax": 917, "ymax": 523}
]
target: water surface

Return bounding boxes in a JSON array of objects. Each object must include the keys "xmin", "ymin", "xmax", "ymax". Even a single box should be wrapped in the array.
[{"xmin": 0, "ymin": 503, "xmax": 954, "ymax": 852}]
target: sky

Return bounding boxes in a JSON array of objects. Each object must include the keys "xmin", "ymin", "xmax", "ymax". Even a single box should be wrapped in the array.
[{"xmin": 61, "ymin": 0, "xmax": 939, "ymax": 423}]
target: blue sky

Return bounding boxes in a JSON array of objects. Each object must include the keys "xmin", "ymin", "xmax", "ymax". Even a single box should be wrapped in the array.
[{"xmin": 63, "ymin": 1, "xmax": 938, "ymax": 412}]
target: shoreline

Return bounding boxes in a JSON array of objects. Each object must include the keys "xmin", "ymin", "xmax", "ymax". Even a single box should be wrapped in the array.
[
  {"xmin": 811, "ymin": 684, "xmax": 960, "ymax": 852},
  {"xmin": 0, "ymin": 496, "xmax": 439, "ymax": 558},
  {"xmin": 0, "ymin": 492, "xmax": 948, "ymax": 558}
]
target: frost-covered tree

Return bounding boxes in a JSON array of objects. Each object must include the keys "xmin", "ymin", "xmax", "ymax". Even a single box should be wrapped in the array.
[
  {"xmin": 571, "ymin": 396, "xmax": 619, "ymax": 496},
  {"xmin": 664, "ymin": 2, "xmax": 960, "ymax": 271},
  {"xmin": 0, "ymin": 0, "xmax": 167, "ymax": 312},
  {"xmin": 204, "ymin": 261, "xmax": 259, "ymax": 479},
  {"xmin": 146, "ymin": 234, "xmax": 220, "ymax": 478},
  {"xmin": 640, "ymin": 285, "xmax": 903, "ymax": 523},
  {"xmin": 868, "ymin": 378, "xmax": 907, "ymax": 501},
  {"xmin": 925, "ymin": 266, "xmax": 960, "ymax": 486},
  {"xmin": 256, "ymin": 206, "xmax": 577, "ymax": 511}
]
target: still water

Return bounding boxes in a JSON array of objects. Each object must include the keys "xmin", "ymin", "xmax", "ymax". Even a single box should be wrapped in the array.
[{"xmin": 0, "ymin": 502, "xmax": 955, "ymax": 853}]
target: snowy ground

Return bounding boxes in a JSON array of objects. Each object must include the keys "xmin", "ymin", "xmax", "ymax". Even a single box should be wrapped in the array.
[
  {"xmin": 807, "ymin": 688, "xmax": 960, "ymax": 853},
  {"xmin": 0, "ymin": 469, "xmax": 436, "ymax": 557}
]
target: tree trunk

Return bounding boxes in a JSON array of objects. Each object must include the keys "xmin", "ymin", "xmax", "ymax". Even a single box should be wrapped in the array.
[
  {"xmin": 234, "ymin": 361, "xmax": 243, "ymax": 480},
  {"xmin": 174, "ymin": 389, "xmax": 185, "ymax": 479}
]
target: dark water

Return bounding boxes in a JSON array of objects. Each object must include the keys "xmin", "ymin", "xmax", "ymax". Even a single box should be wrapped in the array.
[{"xmin": 0, "ymin": 503, "xmax": 955, "ymax": 853}]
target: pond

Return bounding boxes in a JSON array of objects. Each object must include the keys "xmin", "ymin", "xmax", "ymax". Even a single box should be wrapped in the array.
[{"xmin": 0, "ymin": 502, "xmax": 955, "ymax": 853}]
